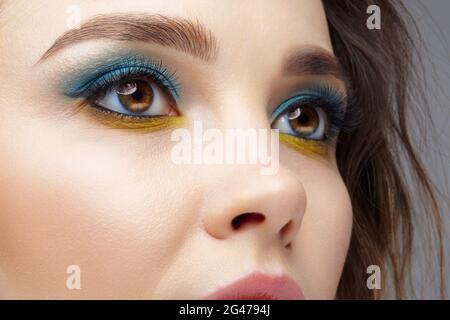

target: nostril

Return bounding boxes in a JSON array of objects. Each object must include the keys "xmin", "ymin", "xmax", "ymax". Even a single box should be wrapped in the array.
[
  {"xmin": 231, "ymin": 212, "xmax": 265, "ymax": 230},
  {"xmin": 279, "ymin": 221, "xmax": 294, "ymax": 249},
  {"xmin": 279, "ymin": 220, "xmax": 293, "ymax": 239}
]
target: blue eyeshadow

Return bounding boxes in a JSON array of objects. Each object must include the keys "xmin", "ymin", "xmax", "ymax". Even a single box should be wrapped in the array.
[
  {"xmin": 271, "ymin": 82, "xmax": 349, "ymax": 139},
  {"xmin": 62, "ymin": 54, "xmax": 181, "ymax": 101},
  {"xmin": 272, "ymin": 84, "xmax": 346, "ymax": 121}
]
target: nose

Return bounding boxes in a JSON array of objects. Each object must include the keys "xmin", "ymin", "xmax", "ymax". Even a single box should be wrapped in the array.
[{"xmin": 201, "ymin": 167, "xmax": 306, "ymax": 248}]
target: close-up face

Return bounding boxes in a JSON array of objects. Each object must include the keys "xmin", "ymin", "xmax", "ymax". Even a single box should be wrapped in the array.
[{"xmin": 0, "ymin": 0, "xmax": 354, "ymax": 299}]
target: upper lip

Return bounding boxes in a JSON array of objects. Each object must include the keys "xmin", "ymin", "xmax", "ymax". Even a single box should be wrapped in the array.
[{"xmin": 204, "ymin": 272, "xmax": 304, "ymax": 300}]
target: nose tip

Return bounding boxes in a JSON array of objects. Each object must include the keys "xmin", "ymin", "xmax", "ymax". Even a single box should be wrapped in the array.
[{"xmin": 201, "ymin": 168, "xmax": 306, "ymax": 248}]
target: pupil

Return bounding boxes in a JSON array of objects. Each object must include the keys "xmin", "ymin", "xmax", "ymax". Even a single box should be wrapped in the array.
[
  {"xmin": 131, "ymin": 89, "xmax": 143, "ymax": 101},
  {"xmin": 297, "ymin": 111, "xmax": 309, "ymax": 125},
  {"xmin": 117, "ymin": 80, "xmax": 154, "ymax": 113},
  {"xmin": 287, "ymin": 106, "xmax": 319, "ymax": 136}
]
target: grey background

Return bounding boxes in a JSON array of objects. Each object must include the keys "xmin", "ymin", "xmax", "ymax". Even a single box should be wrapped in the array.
[{"xmin": 402, "ymin": 0, "xmax": 449, "ymax": 299}]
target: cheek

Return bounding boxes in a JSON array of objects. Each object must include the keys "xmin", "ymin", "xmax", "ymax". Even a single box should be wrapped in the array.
[
  {"xmin": 290, "ymin": 162, "xmax": 352, "ymax": 299},
  {"xmin": 0, "ymin": 117, "xmax": 197, "ymax": 298}
]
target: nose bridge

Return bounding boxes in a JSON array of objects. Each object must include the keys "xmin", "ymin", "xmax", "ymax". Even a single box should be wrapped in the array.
[
  {"xmin": 200, "ymin": 167, "xmax": 306, "ymax": 248},
  {"xmin": 213, "ymin": 81, "xmax": 270, "ymax": 131},
  {"xmin": 210, "ymin": 25, "xmax": 279, "ymax": 123}
]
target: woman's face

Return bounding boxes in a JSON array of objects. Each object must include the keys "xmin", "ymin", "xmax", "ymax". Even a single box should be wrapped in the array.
[{"xmin": 0, "ymin": 0, "xmax": 352, "ymax": 299}]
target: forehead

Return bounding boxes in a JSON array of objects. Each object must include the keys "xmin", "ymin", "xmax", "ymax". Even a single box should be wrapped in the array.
[{"xmin": 0, "ymin": 0, "xmax": 333, "ymax": 64}]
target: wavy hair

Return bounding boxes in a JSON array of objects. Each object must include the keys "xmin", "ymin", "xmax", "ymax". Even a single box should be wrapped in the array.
[{"xmin": 322, "ymin": 0, "xmax": 446, "ymax": 299}]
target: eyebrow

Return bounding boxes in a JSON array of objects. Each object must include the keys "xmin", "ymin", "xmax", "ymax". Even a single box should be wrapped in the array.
[
  {"xmin": 282, "ymin": 47, "xmax": 345, "ymax": 81},
  {"xmin": 39, "ymin": 14, "xmax": 218, "ymax": 62}
]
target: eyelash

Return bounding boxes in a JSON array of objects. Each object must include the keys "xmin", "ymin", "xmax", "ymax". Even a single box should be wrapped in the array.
[
  {"xmin": 271, "ymin": 83, "xmax": 356, "ymax": 141},
  {"xmin": 66, "ymin": 57, "xmax": 181, "ymax": 116},
  {"xmin": 65, "ymin": 59, "xmax": 360, "ymax": 140}
]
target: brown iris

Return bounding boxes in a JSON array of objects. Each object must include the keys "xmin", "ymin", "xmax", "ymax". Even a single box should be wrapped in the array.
[
  {"xmin": 288, "ymin": 105, "xmax": 319, "ymax": 135},
  {"xmin": 117, "ymin": 80, "xmax": 154, "ymax": 113}
]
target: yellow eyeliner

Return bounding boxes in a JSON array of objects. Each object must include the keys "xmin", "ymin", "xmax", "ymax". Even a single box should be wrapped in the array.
[
  {"xmin": 279, "ymin": 133, "xmax": 329, "ymax": 157},
  {"xmin": 68, "ymin": 99, "xmax": 186, "ymax": 133},
  {"xmin": 68, "ymin": 101, "xmax": 327, "ymax": 155}
]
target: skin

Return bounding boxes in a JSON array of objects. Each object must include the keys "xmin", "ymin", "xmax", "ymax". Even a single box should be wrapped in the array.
[{"xmin": 0, "ymin": 0, "xmax": 352, "ymax": 299}]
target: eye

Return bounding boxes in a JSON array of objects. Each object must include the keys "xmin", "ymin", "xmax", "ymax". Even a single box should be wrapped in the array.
[
  {"xmin": 92, "ymin": 78, "xmax": 179, "ymax": 117},
  {"xmin": 271, "ymin": 84, "xmax": 349, "ymax": 142},
  {"xmin": 272, "ymin": 98, "xmax": 329, "ymax": 141},
  {"xmin": 62, "ymin": 56, "xmax": 183, "ymax": 119}
]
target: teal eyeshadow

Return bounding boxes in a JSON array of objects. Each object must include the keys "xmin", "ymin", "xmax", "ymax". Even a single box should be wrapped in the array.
[
  {"xmin": 62, "ymin": 54, "xmax": 181, "ymax": 101},
  {"xmin": 270, "ymin": 84, "xmax": 349, "ymax": 139},
  {"xmin": 271, "ymin": 92, "xmax": 318, "ymax": 121}
]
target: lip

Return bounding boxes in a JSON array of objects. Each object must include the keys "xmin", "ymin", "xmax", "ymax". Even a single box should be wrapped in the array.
[{"xmin": 204, "ymin": 272, "xmax": 304, "ymax": 300}]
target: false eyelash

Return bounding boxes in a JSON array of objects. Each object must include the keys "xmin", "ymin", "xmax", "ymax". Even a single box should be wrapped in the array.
[
  {"xmin": 272, "ymin": 82, "xmax": 362, "ymax": 139},
  {"xmin": 89, "ymin": 67, "xmax": 179, "ymax": 102},
  {"xmin": 313, "ymin": 82, "xmax": 363, "ymax": 134},
  {"xmin": 64, "ymin": 56, "xmax": 181, "ymax": 102}
]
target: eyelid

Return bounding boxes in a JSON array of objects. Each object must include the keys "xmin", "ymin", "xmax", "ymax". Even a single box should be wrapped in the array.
[
  {"xmin": 79, "ymin": 66, "xmax": 180, "ymax": 101},
  {"xmin": 270, "ymin": 82, "xmax": 348, "ymax": 122},
  {"xmin": 271, "ymin": 92, "xmax": 319, "ymax": 122},
  {"xmin": 62, "ymin": 55, "xmax": 181, "ymax": 101}
]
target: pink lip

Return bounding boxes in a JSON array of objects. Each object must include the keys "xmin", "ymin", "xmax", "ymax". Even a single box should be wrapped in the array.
[{"xmin": 204, "ymin": 272, "xmax": 304, "ymax": 300}]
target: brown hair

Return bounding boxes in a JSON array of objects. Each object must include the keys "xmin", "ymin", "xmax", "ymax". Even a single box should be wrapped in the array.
[{"xmin": 322, "ymin": 0, "xmax": 446, "ymax": 299}]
